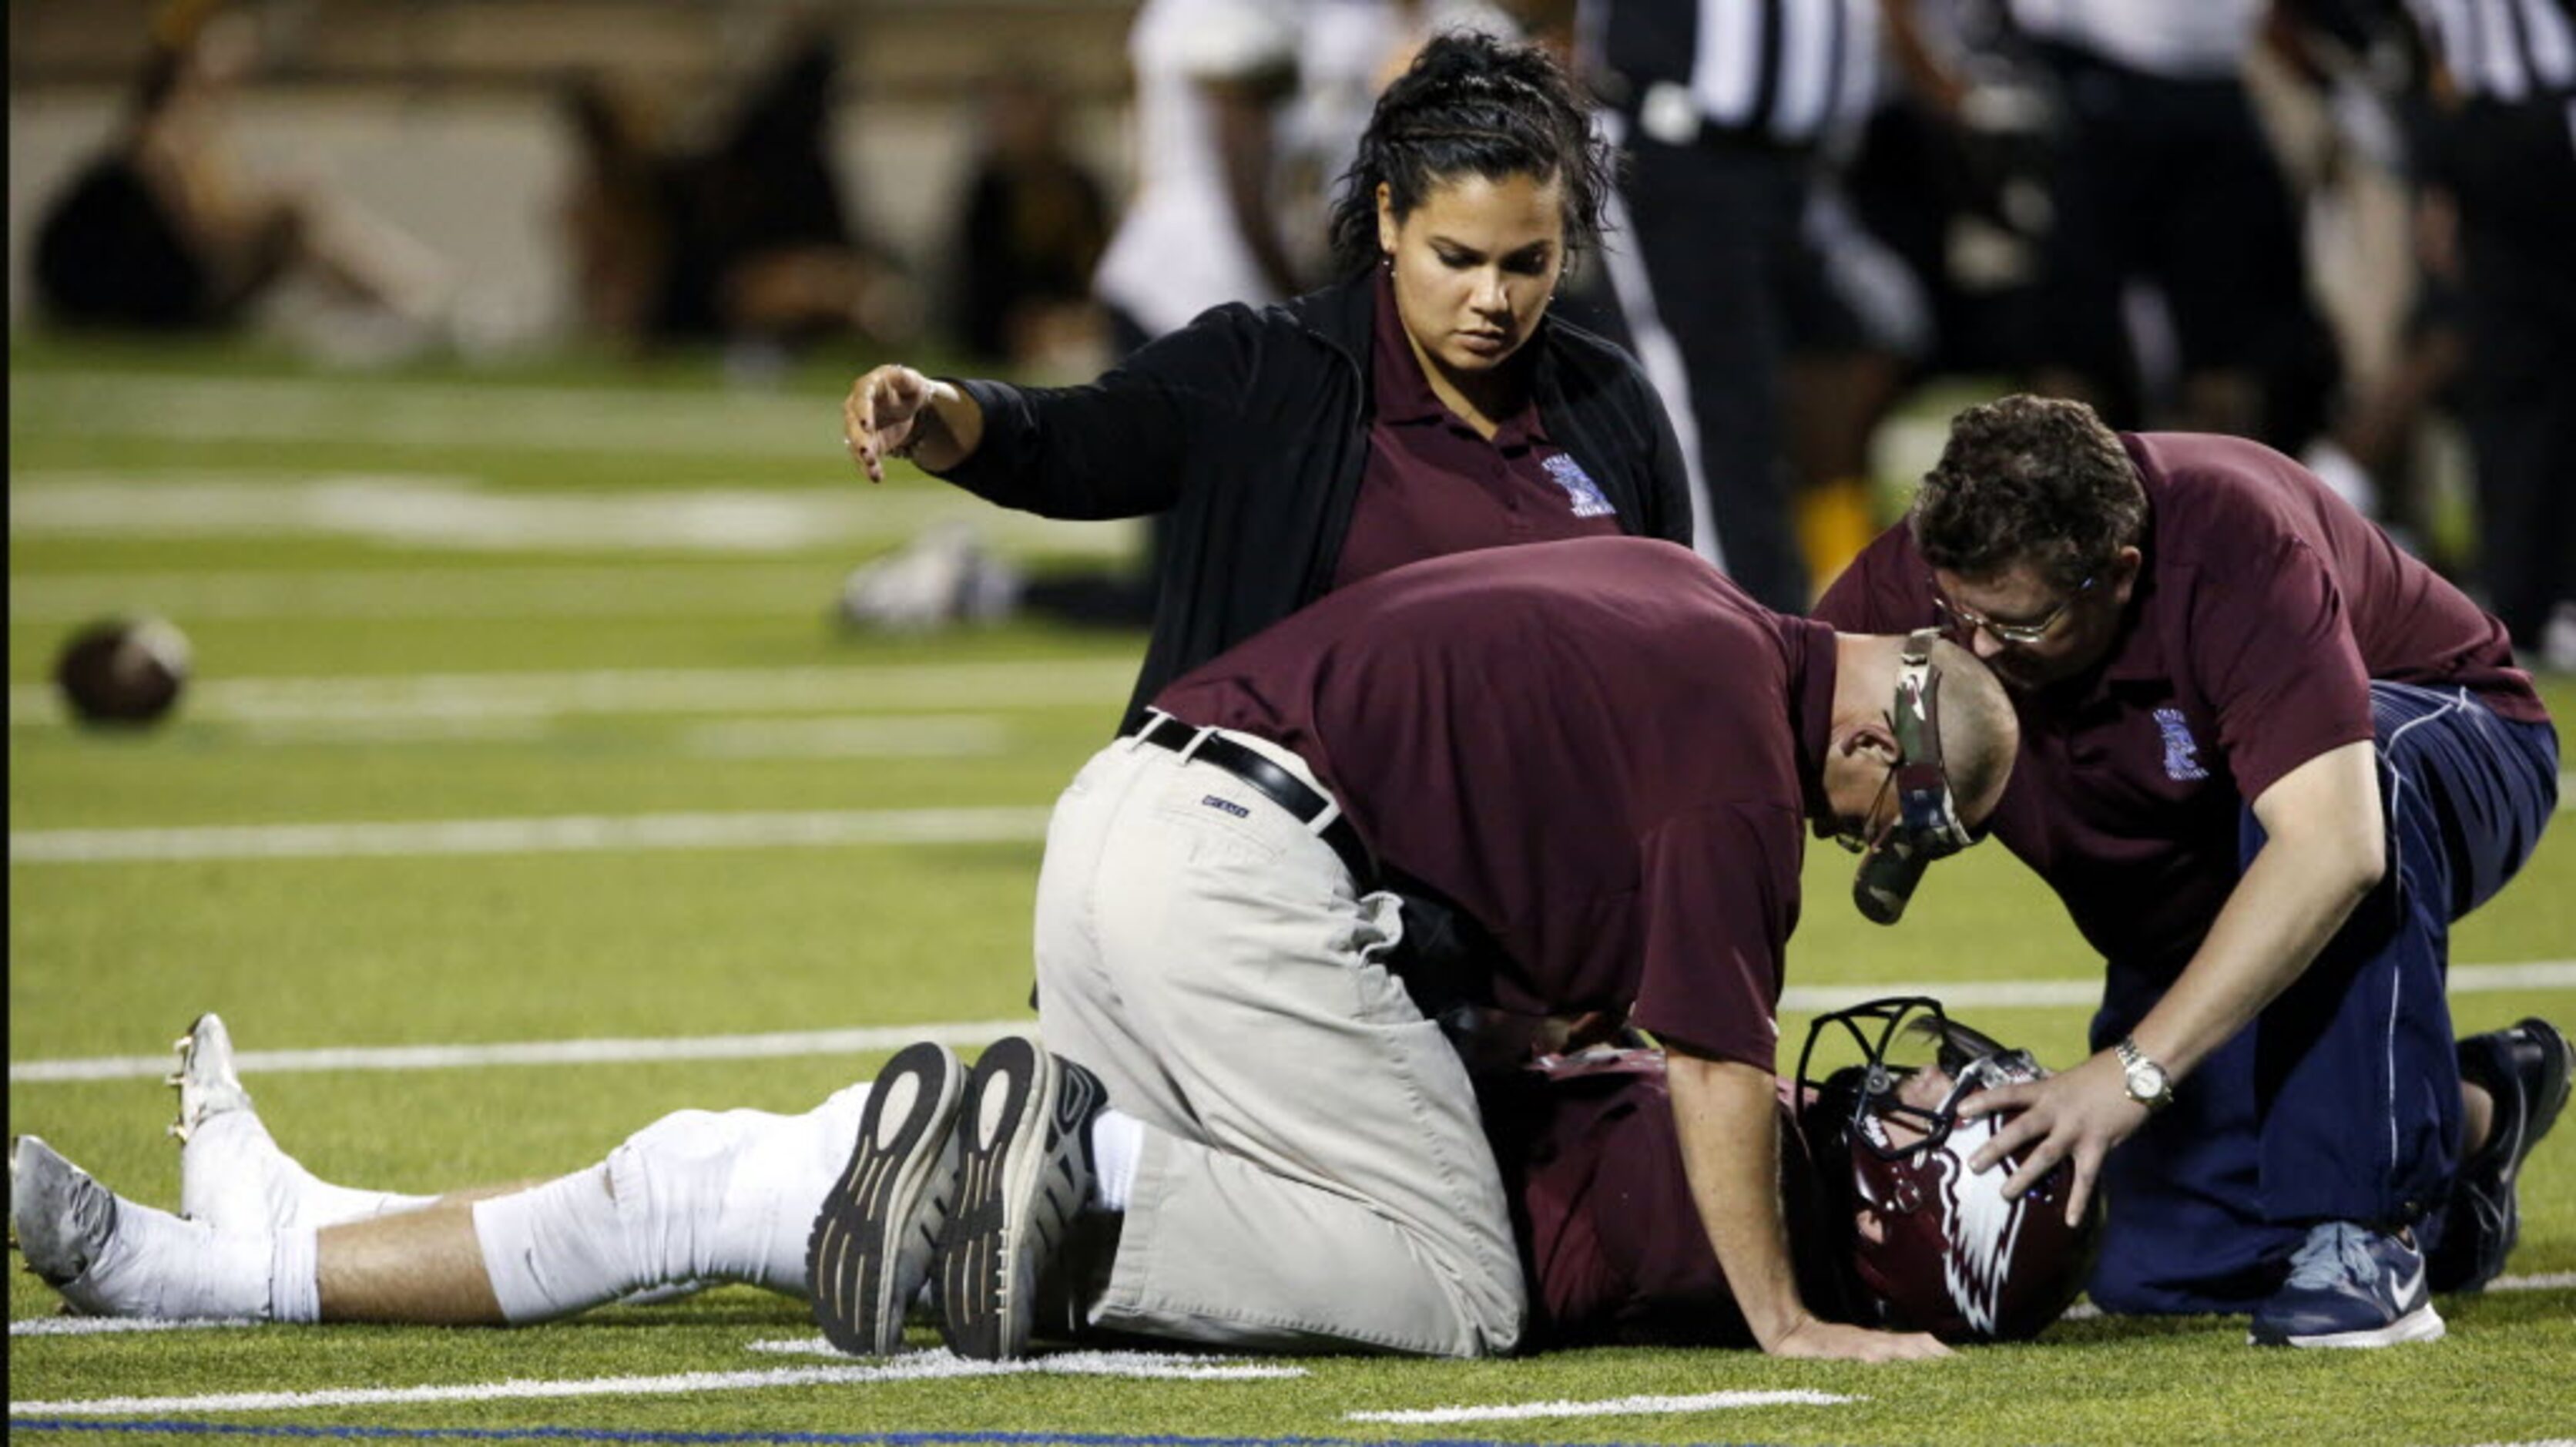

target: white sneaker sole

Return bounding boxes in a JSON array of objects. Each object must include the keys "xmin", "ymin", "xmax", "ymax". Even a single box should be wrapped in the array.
[
  {"xmin": 2252, "ymin": 1301, "xmax": 2447, "ymax": 1348},
  {"xmin": 806, "ymin": 1042, "xmax": 965, "ymax": 1357}
]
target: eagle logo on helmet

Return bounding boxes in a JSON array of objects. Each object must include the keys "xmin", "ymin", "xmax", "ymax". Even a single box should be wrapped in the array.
[{"xmin": 1796, "ymin": 997, "xmax": 2104, "ymax": 1341}]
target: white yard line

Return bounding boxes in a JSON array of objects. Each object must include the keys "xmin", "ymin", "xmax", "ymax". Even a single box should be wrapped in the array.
[
  {"xmin": 9, "ymin": 372, "xmax": 860, "ymax": 460},
  {"xmin": 11, "ymin": 659, "xmax": 1135, "ymax": 727},
  {"xmin": 14, "ymin": 965, "xmax": 2571, "ymax": 1085},
  {"xmin": 680, "ymin": 716, "xmax": 1010, "ymax": 759},
  {"xmin": 5, "ymin": 1348, "xmax": 1297, "ymax": 1418},
  {"xmin": 8, "ymin": 1019, "xmax": 1035, "ymax": 1084},
  {"xmin": 8, "ymin": 1317, "xmax": 259, "ymax": 1338},
  {"xmin": 8, "ymin": 562, "xmax": 843, "ymax": 622},
  {"xmin": 740, "ymin": 1340, "xmax": 1300, "ymax": 1378},
  {"xmin": 23, "ymin": 1274, "xmax": 2569, "ymax": 1338},
  {"xmin": 8, "ymin": 806, "xmax": 1056, "ymax": 865},
  {"xmin": 1347, "ymin": 1390, "xmax": 1859, "ymax": 1423},
  {"xmin": 7, "ymin": 471, "xmax": 1132, "ymax": 558}
]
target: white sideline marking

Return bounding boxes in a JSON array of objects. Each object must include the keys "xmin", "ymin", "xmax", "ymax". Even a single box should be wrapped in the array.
[
  {"xmin": 1777, "ymin": 961, "xmax": 2576, "ymax": 1014},
  {"xmin": 5, "ymin": 1348, "xmax": 1300, "ymax": 1417},
  {"xmin": 2056, "ymin": 1271, "xmax": 2575, "ymax": 1323},
  {"xmin": 17, "ymin": 1274, "xmax": 2571, "ymax": 1338},
  {"xmin": 11, "ymin": 965, "xmax": 2572, "ymax": 1085},
  {"xmin": 8, "ymin": 1317, "xmax": 258, "ymax": 1338},
  {"xmin": 8, "ymin": 806, "xmax": 1057, "ymax": 865},
  {"xmin": 10, "ymin": 659, "xmax": 1137, "ymax": 727},
  {"xmin": 8, "ymin": 1020, "xmax": 1034, "ymax": 1084},
  {"xmin": 7, "ymin": 472, "xmax": 1129, "ymax": 558},
  {"xmin": 10, "ymin": 372, "xmax": 858, "ymax": 460},
  {"xmin": 1347, "ymin": 1390, "xmax": 1857, "ymax": 1424},
  {"xmin": 742, "ymin": 1339, "xmax": 1302, "ymax": 1379},
  {"xmin": 681, "ymin": 716, "xmax": 1008, "ymax": 759},
  {"xmin": 8, "ymin": 563, "xmax": 841, "ymax": 623}
]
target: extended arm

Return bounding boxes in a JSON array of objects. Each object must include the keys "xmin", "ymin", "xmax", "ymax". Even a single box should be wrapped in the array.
[
  {"xmin": 1965, "ymin": 740, "xmax": 2385, "ymax": 1216},
  {"xmin": 1664, "ymin": 1046, "xmax": 1950, "ymax": 1361},
  {"xmin": 844, "ymin": 364, "xmax": 987, "ymax": 481}
]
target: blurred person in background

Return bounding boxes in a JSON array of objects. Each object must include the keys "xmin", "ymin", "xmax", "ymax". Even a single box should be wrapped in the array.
[
  {"xmin": 949, "ymin": 69, "xmax": 1115, "ymax": 378},
  {"xmin": 1779, "ymin": 179, "xmax": 1936, "ymax": 595},
  {"xmin": 2398, "ymin": 0, "xmax": 2576, "ymax": 671},
  {"xmin": 837, "ymin": 31, "xmax": 1689, "ymax": 733},
  {"xmin": 32, "ymin": 0, "xmax": 448, "ymax": 344},
  {"xmin": 558, "ymin": 27, "xmax": 914, "ymax": 368},
  {"xmin": 1577, "ymin": 0, "xmax": 1895, "ymax": 613},
  {"xmin": 2001, "ymin": 0, "xmax": 2342, "ymax": 448},
  {"xmin": 840, "ymin": 0, "xmax": 1306, "ymax": 631}
]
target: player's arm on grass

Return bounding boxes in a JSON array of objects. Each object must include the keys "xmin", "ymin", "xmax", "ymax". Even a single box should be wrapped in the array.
[{"xmin": 1664, "ymin": 1045, "xmax": 1952, "ymax": 1362}]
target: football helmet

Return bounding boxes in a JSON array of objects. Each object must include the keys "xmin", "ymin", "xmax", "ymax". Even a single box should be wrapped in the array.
[{"xmin": 1795, "ymin": 995, "xmax": 2102, "ymax": 1341}]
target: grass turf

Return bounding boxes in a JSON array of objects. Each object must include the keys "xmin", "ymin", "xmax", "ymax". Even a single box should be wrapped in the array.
[{"xmin": 8, "ymin": 340, "xmax": 2573, "ymax": 1447}]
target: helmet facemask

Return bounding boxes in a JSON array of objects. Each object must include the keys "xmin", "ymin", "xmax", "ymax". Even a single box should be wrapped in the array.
[{"xmin": 1795, "ymin": 997, "xmax": 2103, "ymax": 1341}]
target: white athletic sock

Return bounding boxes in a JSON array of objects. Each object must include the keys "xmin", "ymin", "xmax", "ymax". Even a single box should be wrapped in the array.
[
  {"xmin": 710, "ymin": 1083, "xmax": 874, "ymax": 1294},
  {"xmin": 1088, "ymin": 1109, "xmax": 1144, "ymax": 1214},
  {"xmin": 66, "ymin": 1194, "xmax": 272, "ymax": 1320},
  {"xmin": 267, "ymin": 1227, "xmax": 320, "ymax": 1323},
  {"xmin": 184, "ymin": 1108, "xmax": 435, "ymax": 1232},
  {"xmin": 468, "ymin": 1086, "xmax": 876, "ymax": 1321},
  {"xmin": 471, "ymin": 1167, "xmax": 632, "ymax": 1324}
]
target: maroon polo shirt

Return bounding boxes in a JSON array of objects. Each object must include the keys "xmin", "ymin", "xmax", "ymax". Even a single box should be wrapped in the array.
[
  {"xmin": 1814, "ymin": 431, "xmax": 2547, "ymax": 975},
  {"xmin": 1154, "ymin": 535, "xmax": 1835, "ymax": 1069},
  {"xmin": 1330, "ymin": 269, "xmax": 1625, "ymax": 589}
]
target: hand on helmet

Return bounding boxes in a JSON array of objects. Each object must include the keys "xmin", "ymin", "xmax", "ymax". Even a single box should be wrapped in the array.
[
  {"xmin": 1769, "ymin": 1314, "xmax": 1954, "ymax": 1362},
  {"xmin": 1955, "ymin": 1049, "xmax": 2147, "ymax": 1225}
]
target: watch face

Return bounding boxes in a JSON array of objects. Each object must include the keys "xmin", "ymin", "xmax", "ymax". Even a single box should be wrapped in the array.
[{"xmin": 2128, "ymin": 1062, "xmax": 2168, "ymax": 1101}]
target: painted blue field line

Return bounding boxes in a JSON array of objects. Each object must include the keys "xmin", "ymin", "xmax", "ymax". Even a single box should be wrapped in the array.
[{"xmin": 0, "ymin": 1423, "xmax": 1784, "ymax": 1447}]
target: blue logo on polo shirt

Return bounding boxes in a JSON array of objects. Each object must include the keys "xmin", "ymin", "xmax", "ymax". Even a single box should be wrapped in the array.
[
  {"xmin": 2154, "ymin": 707, "xmax": 2209, "ymax": 782},
  {"xmin": 1542, "ymin": 454, "xmax": 1615, "ymax": 519}
]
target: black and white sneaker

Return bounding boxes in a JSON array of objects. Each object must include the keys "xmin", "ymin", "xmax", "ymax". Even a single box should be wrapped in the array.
[
  {"xmin": 2430, "ymin": 1016, "xmax": 2573, "ymax": 1293},
  {"xmin": 936, "ymin": 1036, "xmax": 1105, "ymax": 1361},
  {"xmin": 806, "ymin": 1042, "xmax": 968, "ymax": 1357}
]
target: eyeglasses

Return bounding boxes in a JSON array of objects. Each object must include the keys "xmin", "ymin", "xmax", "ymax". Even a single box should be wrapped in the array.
[{"xmin": 1932, "ymin": 575, "xmax": 2095, "ymax": 646}]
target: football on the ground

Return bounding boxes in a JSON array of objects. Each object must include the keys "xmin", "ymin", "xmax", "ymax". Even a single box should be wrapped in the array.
[{"xmin": 54, "ymin": 616, "xmax": 192, "ymax": 727}]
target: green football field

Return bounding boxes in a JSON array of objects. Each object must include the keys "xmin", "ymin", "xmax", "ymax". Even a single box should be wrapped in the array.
[{"xmin": 9, "ymin": 337, "xmax": 2573, "ymax": 1447}]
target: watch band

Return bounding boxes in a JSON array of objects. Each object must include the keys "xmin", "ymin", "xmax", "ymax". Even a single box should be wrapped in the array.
[{"xmin": 2115, "ymin": 1036, "xmax": 2173, "ymax": 1112}]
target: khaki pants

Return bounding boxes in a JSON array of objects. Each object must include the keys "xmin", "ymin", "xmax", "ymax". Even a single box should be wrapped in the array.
[{"xmin": 1032, "ymin": 730, "xmax": 1524, "ymax": 1357}]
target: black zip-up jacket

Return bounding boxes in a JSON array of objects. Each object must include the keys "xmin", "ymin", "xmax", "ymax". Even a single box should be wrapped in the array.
[{"xmin": 937, "ymin": 270, "xmax": 1696, "ymax": 733}]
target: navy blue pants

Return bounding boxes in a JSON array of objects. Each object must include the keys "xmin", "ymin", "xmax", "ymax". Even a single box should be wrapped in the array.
[{"xmin": 2088, "ymin": 682, "xmax": 2560, "ymax": 1314}]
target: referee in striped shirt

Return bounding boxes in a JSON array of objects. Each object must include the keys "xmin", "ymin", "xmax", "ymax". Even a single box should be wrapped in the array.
[
  {"xmin": 2406, "ymin": 0, "xmax": 2576, "ymax": 667},
  {"xmin": 1580, "ymin": 0, "xmax": 1883, "ymax": 613}
]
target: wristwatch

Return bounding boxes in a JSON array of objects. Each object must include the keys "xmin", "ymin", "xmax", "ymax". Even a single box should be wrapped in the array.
[{"xmin": 2115, "ymin": 1036, "xmax": 2174, "ymax": 1113}]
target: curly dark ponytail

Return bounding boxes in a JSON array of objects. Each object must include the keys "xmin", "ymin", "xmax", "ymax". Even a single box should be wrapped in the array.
[{"xmin": 1325, "ymin": 30, "xmax": 1613, "ymax": 279}]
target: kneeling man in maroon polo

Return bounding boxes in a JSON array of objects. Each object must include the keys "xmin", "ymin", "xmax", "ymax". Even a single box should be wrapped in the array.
[{"xmin": 813, "ymin": 533, "xmax": 2021, "ymax": 1364}]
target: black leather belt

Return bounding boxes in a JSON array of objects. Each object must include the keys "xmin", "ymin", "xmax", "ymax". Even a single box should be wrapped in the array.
[{"xmin": 1128, "ymin": 714, "xmax": 1373, "ymax": 885}]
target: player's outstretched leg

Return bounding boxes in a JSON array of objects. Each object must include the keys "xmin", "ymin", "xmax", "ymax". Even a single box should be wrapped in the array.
[
  {"xmin": 11, "ymin": 1136, "xmax": 296, "ymax": 1321},
  {"xmin": 935, "ymin": 1035, "xmax": 1104, "ymax": 1361},
  {"xmin": 2430, "ymin": 1016, "xmax": 2574, "ymax": 1292},
  {"xmin": 171, "ymin": 1013, "xmax": 435, "ymax": 1232},
  {"xmin": 807, "ymin": 1042, "xmax": 966, "ymax": 1355}
]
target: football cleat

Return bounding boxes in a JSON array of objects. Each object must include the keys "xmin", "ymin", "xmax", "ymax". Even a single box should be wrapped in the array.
[
  {"xmin": 806, "ymin": 1042, "xmax": 968, "ymax": 1357},
  {"xmin": 10, "ymin": 1136, "xmax": 122, "ymax": 1311},
  {"xmin": 935, "ymin": 1036, "xmax": 1105, "ymax": 1360},
  {"xmin": 2430, "ymin": 1016, "xmax": 2573, "ymax": 1292},
  {"xmin": 168, "ymin": 1013, "xmax": 255, "ymax": 1145},
  {"xmin": 2249, "ymin": 1221, "xmax": 2445, "ymax": 1348}
]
